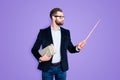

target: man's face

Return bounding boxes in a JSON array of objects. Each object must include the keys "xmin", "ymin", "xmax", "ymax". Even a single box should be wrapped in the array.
[{"xmin": 54, "ymin": 11, "xmax": 64, "ymax": 26}]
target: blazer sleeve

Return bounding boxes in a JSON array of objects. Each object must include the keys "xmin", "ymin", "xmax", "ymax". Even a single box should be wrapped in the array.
[
  {"xmin": 67, "ymin": 30, "xmax": 80, "ymax": 53},
  {"xmin": 31, "ymin": 30, "xmax": 43, "ymax": 61}
]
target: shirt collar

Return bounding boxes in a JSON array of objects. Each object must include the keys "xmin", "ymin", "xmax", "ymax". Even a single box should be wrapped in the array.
[{"xmin": 51, "ymin": 26, "xmax": 61, "ymax": 31}]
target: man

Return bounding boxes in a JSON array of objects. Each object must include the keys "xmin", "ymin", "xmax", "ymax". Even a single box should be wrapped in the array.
[{"xmin": 31, "ymin": 8, "xmax": 86, "ymax": 80}]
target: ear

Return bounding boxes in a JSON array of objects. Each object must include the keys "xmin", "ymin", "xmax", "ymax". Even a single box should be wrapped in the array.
[{"xmin": 52, "ymin": 16, "xmax": 56, "ymax": 21}]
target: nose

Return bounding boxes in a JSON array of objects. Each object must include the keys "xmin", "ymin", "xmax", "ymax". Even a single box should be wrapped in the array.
[{"xmin": 62, "ymin": 19, "xmax": 64, "ymax": 22}]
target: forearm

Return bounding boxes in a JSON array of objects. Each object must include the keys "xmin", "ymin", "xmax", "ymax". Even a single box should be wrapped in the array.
[{"xmin": 31, "ymin": 47, "xmax": 41, "ymax": 61}]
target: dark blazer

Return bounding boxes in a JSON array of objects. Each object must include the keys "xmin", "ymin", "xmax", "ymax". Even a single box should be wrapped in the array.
[{"xmin": 31, "ymin": 26, "xmax": 79, "ymax": 72}]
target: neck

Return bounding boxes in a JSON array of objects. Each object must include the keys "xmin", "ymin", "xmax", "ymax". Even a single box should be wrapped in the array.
[{"xmin": 51, "ymin": 22, "xmax": 59, "ymax": 30}]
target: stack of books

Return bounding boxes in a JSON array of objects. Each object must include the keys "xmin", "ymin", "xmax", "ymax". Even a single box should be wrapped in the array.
[{"xmin": 39, "ymin": 44, "xmax": 55, "ymax": 57}]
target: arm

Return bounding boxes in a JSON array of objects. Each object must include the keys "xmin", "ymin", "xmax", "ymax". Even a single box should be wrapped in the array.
[
  {"xmin": 67, "ymin": 30, "xmax": 79, "ymax": 53},
  {"xmin": 31, "ymin": 30, "xmax": 42, "ymax": 61},
  {"xmin": 31, "ymin": 30, "xmax": 52, "ymax": 62},
  {"xmin": 67, "ymin": 30, "xmax": 86, "ymax": 53}
]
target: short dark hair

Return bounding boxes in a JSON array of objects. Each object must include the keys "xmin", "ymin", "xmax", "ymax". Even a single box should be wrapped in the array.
[{"xmin": 50, "ymin": 8, "xmax": 63, "ymax": 19}]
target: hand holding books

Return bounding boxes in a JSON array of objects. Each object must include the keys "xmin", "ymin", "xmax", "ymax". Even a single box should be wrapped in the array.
[{"xmin": 39, "ymin": 44, "xmax": 55, "ymax": 62}]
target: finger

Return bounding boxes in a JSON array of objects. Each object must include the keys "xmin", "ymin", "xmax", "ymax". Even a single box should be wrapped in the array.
[{"xmin": 80, "ymin": 43, "xmax": 86, "ymax": 48}]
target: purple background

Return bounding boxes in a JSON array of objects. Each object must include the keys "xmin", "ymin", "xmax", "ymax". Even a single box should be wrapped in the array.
[{"xmin": 0, "ymin": 0, "xmax": 120, "ymax": 80}]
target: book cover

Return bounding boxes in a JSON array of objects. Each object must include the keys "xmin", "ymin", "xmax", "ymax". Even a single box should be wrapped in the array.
[{"xmin": 39, "ymin": 44, "xmax": 55, "ymax": 57}]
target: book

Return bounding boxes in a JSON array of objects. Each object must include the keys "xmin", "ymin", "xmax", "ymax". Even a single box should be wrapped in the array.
[{"xmin": 39, "ymin": 44, "xmax": 55, "ymax": 57}]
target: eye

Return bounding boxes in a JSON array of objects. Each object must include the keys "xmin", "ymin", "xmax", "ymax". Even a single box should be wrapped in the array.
[{"xmin": 54, "ymin": 16, "xmax": 64, "ymax": 19}]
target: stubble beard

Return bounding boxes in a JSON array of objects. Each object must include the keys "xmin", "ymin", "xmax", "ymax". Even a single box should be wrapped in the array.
[{"xmin": 55, "ymin": 20, "xmax": 64, "ymax": 26}]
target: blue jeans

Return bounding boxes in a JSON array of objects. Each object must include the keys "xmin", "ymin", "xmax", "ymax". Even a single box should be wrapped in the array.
[{"xmin": 42, "ymin": 65, "xmax": 66, "ymax": 80}]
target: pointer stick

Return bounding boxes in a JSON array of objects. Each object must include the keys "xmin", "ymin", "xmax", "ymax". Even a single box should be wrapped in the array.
[{"xmin": 85, "ymin": 19, "xmax": 101, "ymax": 41}]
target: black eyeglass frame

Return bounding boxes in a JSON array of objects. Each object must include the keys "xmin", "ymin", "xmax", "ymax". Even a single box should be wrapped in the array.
[{"xmin": 54, "ymin": 15, "xmax": 65, "ymax": 18}]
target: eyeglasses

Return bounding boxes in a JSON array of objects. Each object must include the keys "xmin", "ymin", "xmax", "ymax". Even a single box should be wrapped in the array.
[{"xmin": 54, "ymin": 15, "xmax": 64, "ymax": 19}]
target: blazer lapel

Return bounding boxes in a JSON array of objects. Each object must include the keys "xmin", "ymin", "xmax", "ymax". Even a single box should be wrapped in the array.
[
  {"xmin": 47, "ymin": 26, "xmax": 53, "ymax": 45},
  {"xmin": 60, "ymin": 27, "xmax": 66, "ymax": 51}
]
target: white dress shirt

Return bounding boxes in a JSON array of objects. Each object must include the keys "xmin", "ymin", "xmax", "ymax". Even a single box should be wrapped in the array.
[{"xmin": 51, "ymin": 26, "xmax": 61, "ymax": 63}]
